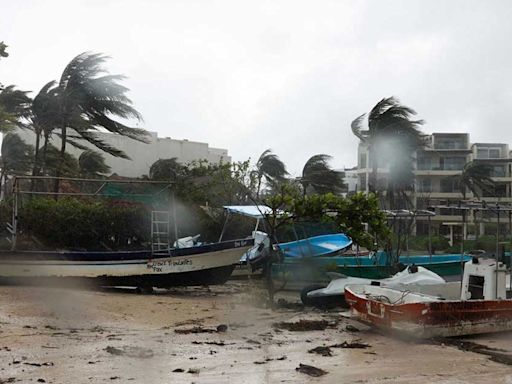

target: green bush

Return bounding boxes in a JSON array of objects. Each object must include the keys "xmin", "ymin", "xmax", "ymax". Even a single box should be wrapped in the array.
[{"xmin": 19, "ymin": 197, "xmax": 150, "ymax": 250}]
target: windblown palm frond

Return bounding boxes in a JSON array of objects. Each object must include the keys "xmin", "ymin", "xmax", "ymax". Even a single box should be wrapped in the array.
[
  {"xmin": 78, "ymin": 150, "xmax": 111, "ymax": 178},
  {"xmin": 350, "ymin": 113, "xmax": 367, "ymax": 142},
  {"xmin": 0, "ymin": 85, "xmax": 32, "ymax": 132},
  {"xmin": 458, "ymin": 161, "xmax": 496, "ymax": 199},
  {"xmin": 254, "ymin": 149, "xmax": 288, "ymax": 198},
  {"xmin": 301, "ymin": 154, "xmax": 345, "ymax": 195},
  {"xmin": 44, "ymin": 145, "xmax": 79, "ymax": 177},
  {"xmin": 0, "ymin": 133, "xmax": 34, "ymax": 175},
  {"xmin": 256, "ymin": 149, "xmax": 288, "ymax": 182},
  {"xmin": 353, "ymin": 96, "xmax": 426, "ymax": 202},
  {"xmin": 149, "ymin": 158, "xmax": 186, "ymax": 181}
]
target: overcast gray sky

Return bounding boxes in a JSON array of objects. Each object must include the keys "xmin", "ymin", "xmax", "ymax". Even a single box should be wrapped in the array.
[{"xmin": 2, "ymin": 0, "xmax": 512, "ymax": 175}]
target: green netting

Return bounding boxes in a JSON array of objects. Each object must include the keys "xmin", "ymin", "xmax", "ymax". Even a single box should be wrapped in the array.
[{"xmin": 100, "ymin": 183, "xmax": 170, "ymax": 206}]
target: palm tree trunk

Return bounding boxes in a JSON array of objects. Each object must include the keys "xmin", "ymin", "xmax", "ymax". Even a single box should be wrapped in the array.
[
  {"xmin": 256, "ymin": 174, "xmax": 262, "ymax": 200},
  {"xmin": 32, "ymin": 128, "xmax": 41, "ymax": 176},
  {"xmin": 369, "ymin": 145, "xmax": 377, "ymax": 194},
  {"xmin": 53, "ymin": 126, "xmax": 66, "ymax": 194},
  {"xmin": 40, "ymin": 132, "xmax": 50, "ymax": 175}
]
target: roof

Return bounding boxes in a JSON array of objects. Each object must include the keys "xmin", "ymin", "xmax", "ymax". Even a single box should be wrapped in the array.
[{"xmin": 223, "ymin": 205, "xmax": 274, "ymax": 219}]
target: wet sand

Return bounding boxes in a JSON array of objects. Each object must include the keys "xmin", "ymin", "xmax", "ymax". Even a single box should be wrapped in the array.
[{"xmin": 0, "ymin": 281, "xmax": 512, "ymax": 383}]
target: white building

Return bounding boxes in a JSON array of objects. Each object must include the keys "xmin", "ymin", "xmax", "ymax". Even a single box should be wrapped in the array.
[
  {"xmin": 15, "ymin": 130, "xmax": 230, "ymax": 178},
  {"xmin": 356, "ymin": 132, "xmax": 512, "ymax": 238}
]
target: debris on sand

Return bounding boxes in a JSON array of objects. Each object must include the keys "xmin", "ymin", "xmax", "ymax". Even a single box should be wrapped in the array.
[
  {"xmin": 273, "ymin": 319, "xmax": 330, "ymax": 331},
  {"xmin": 175, "ymin": 326, "xmax": 216, "ymax": 334},
  {"xmin": 276, "ymin": 298, "xmax": 305, "ymax": 311},
  {"xmin": 104, "ymin": 346, "xmax": 154, "ymax": 358},
  {"xmin": 23, "ymin": 362, "xmax": 54, "ymax": 367},
  {"xmin": 331, "ymin": 341, "xmax": 370, "ymax": 349},
  {"xmin": 308, "ymin": 346, "xmax": 333, "ymax": 356},
  {"xmin": 172, "ymin": 368, "xmax": 185, "ymax": 373},
  {"xmin": 187, "ymin": 368, "xmax": 200, "ymax": 374},
  {"xmin": 295, "ymin": 363, "xmax": 328, "ymax": 377},
  {"xmin": 191, "ymin": 340, "xmax": 232, "ymax": 346},
  {"xmin": 254, "ymin": 356, "xmax": 287, "ymax": 364},
  {"xmin": 175, "ymin": 324, "xmax": 228, "ymax": 334},
  {"xmin": 345, "ymin": 324, "xmax": 360, "ymax": 332},
  {"xmin": 438, "ymin": 339, "xmax": 512, "ymax": 366}
]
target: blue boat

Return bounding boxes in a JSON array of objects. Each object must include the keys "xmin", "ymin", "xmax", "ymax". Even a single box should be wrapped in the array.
[{"xmin": 277, "ymin": 233, "xmax": 353, "ymax": 258}]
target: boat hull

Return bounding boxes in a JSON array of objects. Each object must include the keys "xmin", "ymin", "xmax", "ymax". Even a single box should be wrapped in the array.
[
  {"xmin": 0, "ymin": 239, "xmax": 253, "ymax": 288},
  {"xmin": 271, "ymin": 254, "xmax": 469, "ymax": 290},
  {"xmin": 345, "ymin": 286, "xmax": 512, "ymax": 338}
]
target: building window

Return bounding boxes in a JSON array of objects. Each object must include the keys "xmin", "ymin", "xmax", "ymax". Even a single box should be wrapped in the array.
[
  {"xmin": 417, "ymin": 156, "xmax": 432, "ymax": 170},
  {"xmin": 440, "ymin": 157, "xmax": 466, "ymax": 170},
  {"xmin": 359, "ymin": 174, "xmax": 366, "ymax": 191},
  {"xmin": 359, "ymin": 154, "xmax": 367, "ymax": 168},
  {"xmin": 435, "ymin": 138, "xmax": 466, "ymax": 150},
  {"xmin": 417, "ymin": 179, "xmax": 431, "ymax": 192},
  {"xmin": 477, "ymin": 147, "xmax": 501, "ymax": 159},
  {"xmin": 490, "ymin": 165, "xmax": 506, "ymax": 177},
  {"xmin": 440, "ymin": 178, "xmax": 460, "ymax": 193}
]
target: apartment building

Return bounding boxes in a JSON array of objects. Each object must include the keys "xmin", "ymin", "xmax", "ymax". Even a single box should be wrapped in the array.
[
  {"xmin": 15, "ymin": 129, "xmax": 230, "ymax": 178},
  {"xmin": 356, "ymin": 133, "xmax": 512, "ymax": 239}
]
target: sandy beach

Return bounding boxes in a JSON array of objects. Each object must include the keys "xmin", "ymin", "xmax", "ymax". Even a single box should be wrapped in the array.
[{"xmin": 1, "ymin": 280, "xmax": 512, "ymax": 384}]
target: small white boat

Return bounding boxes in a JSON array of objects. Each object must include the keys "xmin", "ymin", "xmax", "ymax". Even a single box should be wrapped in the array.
[{"xmin": 302, "ymin": 265, "xmax": 446, "ymax": 308}]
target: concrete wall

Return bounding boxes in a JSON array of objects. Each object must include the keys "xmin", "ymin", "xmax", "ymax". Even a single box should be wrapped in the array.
[{"xmin": 15, "ymin": 130, "xmax": 231, "ymax": 178}]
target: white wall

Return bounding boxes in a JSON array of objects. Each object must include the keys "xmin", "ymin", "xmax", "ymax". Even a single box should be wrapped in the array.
[{"xmin": 15, "ymin": 130, "xmax": 231, "ymax": 178}]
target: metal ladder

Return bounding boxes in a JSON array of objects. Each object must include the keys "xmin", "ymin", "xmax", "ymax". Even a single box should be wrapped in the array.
[{"xmin": 151, "ymin": 210, "xmax": 170, "ymax": 253}]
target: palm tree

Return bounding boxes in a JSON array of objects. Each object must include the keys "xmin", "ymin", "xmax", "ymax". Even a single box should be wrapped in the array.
[
  {"xmin": 0, "ymin": 85, "xmax": 31, "ymax": 133},
  {"xmin": 149, "ymin": 158, "xmax": 186, "ymax": 181},
  {"xmin": 451, "ymin": 160, "xmax": 496, "ymax": 242},
  {"xmin": 351, "ymin": 97, "xmax": 425, "ymax": 201},
  {"xmin": 300, "ymin": 154, "xmax": 345, "ymax": 195},
  {"xmin": 456, "ymin": 161, "xmax": 496, "ymax": 199},
  {"xmin": 44, "ymin": 145, "xmax": 79, "ymax": 177},
  {"xmin": 0, "ymin": 41, "xmax": 8, "ymax": 60},
  {"xmin": 78, "ymin": 150, "xmax": 111, "ymax": 178},
  {"xmin": 30, "ymin": 81, "xmax": 59, "ymax": 176},
  {"xmin": 254, "ymin": 149, "xmax": 288, "ymax": 199},
  {"xmin": 0, "ymin": 133, "xmax": 34, "ymax": 196},
  {"xmin": 51, "ymin": 52, "xmax": 147, "ymax": 190}
]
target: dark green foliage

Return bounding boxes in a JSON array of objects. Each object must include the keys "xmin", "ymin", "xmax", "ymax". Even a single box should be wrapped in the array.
[
  {"xmin": 1, "ymin": 133, "xmax": 34, "ymax": 175},
  {"xmin": 265, "ymin": 187, "xmax": 390, "ymax": 249},
  {"xmin": 0, "ymin": 85, "xmax": 32, "ymax": 132},
  {"xmin": 456, "ymin": 161, "xmax": 496, "ymax": 198},
  {"xmin": 54, "ymin": 52, "xmax": 147, "ymax": 156},
  {"xmin": 149, "ymin": 158, "xmax": 187, "ymax": 181},
  {"xmin": 44, "ymin": 145, "xmax": 79, "ymax": 176},
  {"xmin": 351, "ymin": 97, "xmax": 425, "ymax": 208},
  {"xmin": 78, "ymin": 150, "xmax": 111, "ymax": 178},
  {"xmin": 0, "ymin": 41, "xmax": 8, "ymax": 59},
  {"xmin": 20, "ymin": 198, "xmax": 150, "ymax": 250},
  {"xmin": 301, "ymin": 154, "xmax": 345, "ymax": 195},
  {"xmin": 254, "ymin": 149, "xmax": 288, "ymax": 198}
]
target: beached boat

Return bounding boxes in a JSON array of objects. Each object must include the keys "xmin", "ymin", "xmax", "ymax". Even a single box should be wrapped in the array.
[
  {"xmin": 271, "ymin": 253, "xmax": 471, "ymax": 290},
  {"xmin": 302, "ymin": 265, "xmax": 446, "ymax": 308},
  {"xmin": 278, "ymin": 233, "xmax": 353, "ymax": 258},
  {"xmin": 225, "ymin": 205, "xmax": 354, "ymax": 279},
  {"xmin": 0, "ymin": 238, "xmax": 254, "ymax": 288},
  {"xmin": 345, "ymin": 257, "xmax": 512, "ymax": 338}
]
